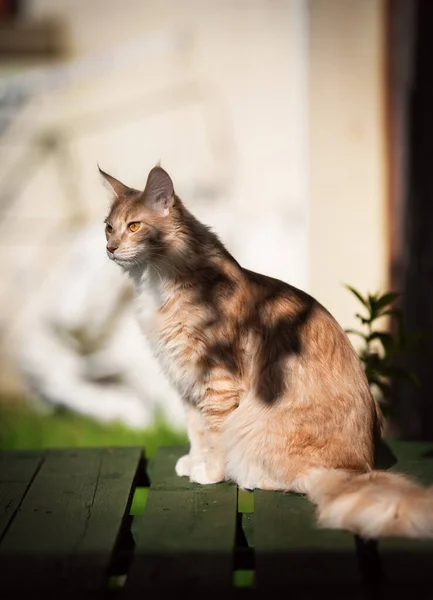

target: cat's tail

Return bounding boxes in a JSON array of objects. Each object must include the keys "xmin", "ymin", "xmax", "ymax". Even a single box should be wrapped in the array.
[{"xmin": 302, "ymin": 468, "xmax": 433, "ymax": 539}]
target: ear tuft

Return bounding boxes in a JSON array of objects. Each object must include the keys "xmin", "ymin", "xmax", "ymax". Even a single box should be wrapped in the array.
[
  {"xmin": 98, "ymin": 165, "xmax": 131, "ymax": 198},
  {"xmin": 143, "ymin": 166, "xmax": 175, "ymax": 216}
]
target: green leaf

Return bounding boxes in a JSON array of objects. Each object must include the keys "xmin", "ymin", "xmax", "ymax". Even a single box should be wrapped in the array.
[
  {"xmin": 345, "ymin": 285, "xmax": 369, "ymax": 308},
  {"xmin": 367, "ymin": 331, "xmax": 393, "ymax": 342},
  {"xmin": 365, "ymin": 363, "xmax": 382, "ymax": 381},
  {"xmin": 355, "ymin": 312, "xmax": 370, "ymax": 325},
  {"xmin": 367, "ymin": 294, "xmax": 379, "ymax": 321},
  {"xmin": 375, "ymin": 292, "xmax": 400, "ymax": 311},
  {"xmin": 368, "ymin": 312, "xmax": 389, "ymax": 325},
  {"xmin": 363, "ymin": 353, "xmax": 385, "ymax": 379},
  {"xmin": 367, "ymin": 331, "xmax": 394, "ymax": 356}
]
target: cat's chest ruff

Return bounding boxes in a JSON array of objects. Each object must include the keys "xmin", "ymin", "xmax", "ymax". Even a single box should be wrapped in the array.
[
  {"xmin": 155, "ymin": 296, "xmax": 207, "ymax": 363},
  {"xmin": 135, "ymin": 277, "xmax": 207, "ymax": 397},
  {"xmin": 155, "ymin": 306, "xmax": 210, "ymax": 400}
]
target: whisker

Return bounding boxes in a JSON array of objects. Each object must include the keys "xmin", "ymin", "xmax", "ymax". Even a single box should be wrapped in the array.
[
  {"xmin": 151, "ymin": 263, "xmax": 164, "ymax": 286},
  {"xmin": 152, "ymin": 254, "xmax": 183, "ymax": 279}
]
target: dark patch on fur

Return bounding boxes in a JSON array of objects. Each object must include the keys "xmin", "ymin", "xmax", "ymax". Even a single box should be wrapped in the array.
[
  {"xmin": 254, "ymin": 299, "xmax": 315, "ymax": 404},
  {"xmin": 193, "ymin": 264, "xmax": 316, "ymax": 404},
  {"xmin": 194, "ymin": 266, "xmax": 237, "ymax": 308},
  {"xmin": 199, "ymin": 340, "xmax": 242, "ymax": 377}
]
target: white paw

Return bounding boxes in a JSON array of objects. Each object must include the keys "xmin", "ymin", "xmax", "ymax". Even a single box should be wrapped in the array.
[
  {"xmin": 175, "ymin": 454, "xmax": 191, "ymax": 477},
  {"xmin": 190, "ymin": 462, "xmax": 223, "ymax": 485}
]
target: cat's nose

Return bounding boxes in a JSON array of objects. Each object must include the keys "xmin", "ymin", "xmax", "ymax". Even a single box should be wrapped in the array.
[{"xmin": 107, "ymin": 243, "xmax": 118, "ymax": 254}]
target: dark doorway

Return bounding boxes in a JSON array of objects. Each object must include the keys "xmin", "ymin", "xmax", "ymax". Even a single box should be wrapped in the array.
[{"xmin": 389, "ymin": 0, "xmax": 433, "ymax": 439}]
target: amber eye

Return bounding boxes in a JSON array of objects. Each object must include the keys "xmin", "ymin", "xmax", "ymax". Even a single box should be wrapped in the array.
[
  {"xmin": 105, "ymin": 223, "xmax": 113, "ymax": 234},
  {"xmin": 128, "ymin": 222, "xmax": 140, "ymax": 232}
]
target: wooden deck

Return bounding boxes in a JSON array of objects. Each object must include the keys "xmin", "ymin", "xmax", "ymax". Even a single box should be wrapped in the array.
[{"xmin": 0, "ymin": 441, "xmax": 433, "ymax": 598}]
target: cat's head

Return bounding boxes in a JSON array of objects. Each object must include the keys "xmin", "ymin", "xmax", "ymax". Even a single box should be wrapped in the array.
[{"xmin": 100, "ymin": 165, "xmax": 179, "ymax": 270}]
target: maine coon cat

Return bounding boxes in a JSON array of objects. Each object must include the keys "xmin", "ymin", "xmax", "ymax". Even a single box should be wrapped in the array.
[{"xmin": 101, "ymin": 164, "xmax": 433, "ymax": 539}]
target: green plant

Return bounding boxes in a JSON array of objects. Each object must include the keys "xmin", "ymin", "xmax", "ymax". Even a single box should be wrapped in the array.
[{"xmin": 345, "ymin": 285, "xmax": 420, "ymax": 412}]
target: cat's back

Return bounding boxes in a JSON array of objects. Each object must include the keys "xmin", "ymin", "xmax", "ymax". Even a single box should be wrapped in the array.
[
  {"xmin": 241, "ymin": 267, "xmax": 361, "ymax": 367},
  {"xmin": 242, "ymin": 267, "xmax": 323, "ymax": 327},
  {"xmin": 241, "ymin": 266, "xmax": 379, "ymax": 418}
]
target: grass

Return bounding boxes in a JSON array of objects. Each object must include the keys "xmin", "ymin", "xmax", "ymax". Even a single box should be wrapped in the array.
[{"xmin": 0, "ymin": 400, "xmax": 187, "ymax": 457}]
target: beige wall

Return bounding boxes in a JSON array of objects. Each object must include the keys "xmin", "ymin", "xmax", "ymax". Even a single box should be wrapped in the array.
[
  {"xmin": 0, "ymin": 0, "xmax": 388, "ymax": 395},
  {"xmin": 309, "ymin": 0, "xmax": 388, "ymax": 332},
  {"xmin": 0, "ymin": 0, "xmax": 310, "ymax": 393}
]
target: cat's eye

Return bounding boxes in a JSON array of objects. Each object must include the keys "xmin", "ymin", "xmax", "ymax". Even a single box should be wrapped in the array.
[
  {"xmin": 128, "ymin": 222, "xmax": 140, "ymax": 232},
  {"xmin": 105, "ymin": 223, "xmax": 112, "ymax": 234}
]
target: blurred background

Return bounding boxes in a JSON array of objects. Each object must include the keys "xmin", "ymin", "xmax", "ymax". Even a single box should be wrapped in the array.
[{"xmin": 0, "ymin": 0, "xmax": 431, "ymax": 452}]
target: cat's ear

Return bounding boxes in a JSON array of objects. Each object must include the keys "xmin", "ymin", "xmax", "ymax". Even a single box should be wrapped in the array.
[
  {"xmin": 98, "ymin": 166, "xmax": 131, "ymax": 198},
  {"xmin": 142, "ymin": 166, "xmax": 175, "ymax": 217}
]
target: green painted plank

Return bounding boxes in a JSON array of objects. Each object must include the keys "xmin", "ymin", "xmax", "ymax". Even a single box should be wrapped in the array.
[
  {"xmin": 64, "ymin": 446, "xmax": 144, "ymax": 587},
  {"xmin": 126, "ymin": 445, "xmax": 238, "ymax": 592},
  {"xmin": 386, "ymin": 439, "xmax": 433, "ymax": 463},
  {"xmin": 384, "ymin": 439, "xmax": 433, "ymax": 488},
  {"xmin": 390, "ymin": 458, "xmax": 433, "ymax": 486},
  {"xmin": 0, "ymin": 452, "xmax": 43, "ymax": 540},
  {"xmin": 0, "ymin": 447, "xmax": 143, "ymax": 592},
  {"xmin": 375, "ymin": 439, "xmax": 433, "ymax": 472},
  {"xmin": 254, "ymin": 490, "xmax": 365, "ymax": 595},
  {"xmin": 375, "ymin": 441, "xmax": 433, "ymax": 596},
  {"xmin": 0, "ymin": 450, "xmax": 45, "ymax": 481},
  {"xmin": 253, "ymin": 442, "xmax": 433, "ymax": 595},
  {"xmin": 145, "ymin": 444, "xmax": 193, "ymax": 490}
]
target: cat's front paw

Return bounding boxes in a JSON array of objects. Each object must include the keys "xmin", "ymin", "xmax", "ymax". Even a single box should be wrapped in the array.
[
  {"xmin": 190, "ymin": 461, "xmax": 225, "ymax": 485},
  {"xmin": 175, "ymin": 454, "xmax": 191, "ymax": 477}
]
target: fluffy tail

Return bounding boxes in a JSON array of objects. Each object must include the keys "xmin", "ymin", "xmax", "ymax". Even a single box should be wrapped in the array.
[{"xmin": 303, "ymin": 468, "xmax": 433, "ymax": 539}]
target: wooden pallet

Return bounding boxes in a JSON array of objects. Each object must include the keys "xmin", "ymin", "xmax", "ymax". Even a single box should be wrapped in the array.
[{"xmin": 0, "ymin": 441, "xmax": 432, "ymax": 598}]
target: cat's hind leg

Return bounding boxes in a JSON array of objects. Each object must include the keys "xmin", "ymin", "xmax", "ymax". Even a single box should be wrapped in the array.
[
  {"xmin": 231, "ymin": 462, "xmax": 290, "ymax": 492},
  {"xmin": 223, "ymin": 397, "xmax": 311, "ymax": 492}
]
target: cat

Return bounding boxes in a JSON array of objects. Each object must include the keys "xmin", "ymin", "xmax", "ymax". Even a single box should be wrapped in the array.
[{"xmin": 100, "ymin": 164, "xmax": 433, "ymax": 539}]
